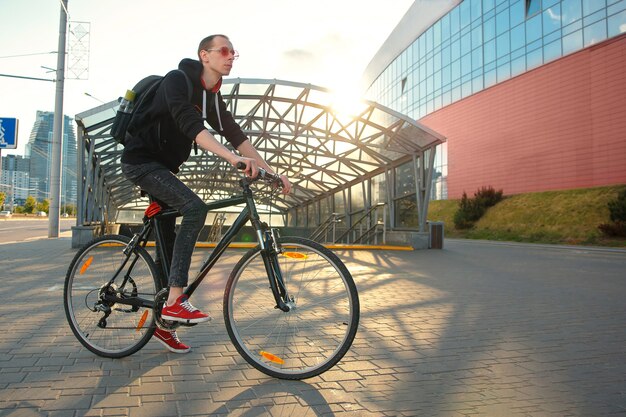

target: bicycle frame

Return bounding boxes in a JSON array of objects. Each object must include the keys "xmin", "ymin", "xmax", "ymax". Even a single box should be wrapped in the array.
[{"xmin": 103, "ymin": 177, "xmax": 292, "ymax": 313}]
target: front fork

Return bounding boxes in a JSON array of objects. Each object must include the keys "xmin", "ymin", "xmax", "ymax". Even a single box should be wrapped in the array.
[{"xmin": 261, "ymin": 227, "xmax": 293, "ymax": 312}]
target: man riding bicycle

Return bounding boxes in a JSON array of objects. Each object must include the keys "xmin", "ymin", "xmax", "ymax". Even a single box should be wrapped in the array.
[{"xmin": 121, "ymin": 34, "xmax": 291, "ymax": 353}]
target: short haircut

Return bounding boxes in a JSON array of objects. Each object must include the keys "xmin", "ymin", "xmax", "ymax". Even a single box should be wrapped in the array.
[{"xmin": 198, "ymin": 34, "xmax": 229, "ymax": 60}]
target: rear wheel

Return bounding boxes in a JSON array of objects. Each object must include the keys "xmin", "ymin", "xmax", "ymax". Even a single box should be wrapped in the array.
[
  {"xmin": 64, "ymin": 235, "xmax": 160, "ymax": 358},
  {"xmin": 224, "ymin": 237, "xmax": 359, "ymax": 379}
]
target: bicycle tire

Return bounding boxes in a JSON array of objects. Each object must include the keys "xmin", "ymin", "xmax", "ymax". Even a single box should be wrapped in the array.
[
  {"xmin": 223, "ymin": 237, "xmax": 359, "ymax": 380},
  {"xmin": 64, "ymin": 234, "xmax": 160, "ymax": 358}
]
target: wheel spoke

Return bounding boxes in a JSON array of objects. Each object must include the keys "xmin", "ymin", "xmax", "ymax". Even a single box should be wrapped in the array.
[
  {"xmin": 64, "ymin": 236, "xmax": 160, "ymax": 358},
  {"xmin": 224, "ymin": 238, "xmax": 359, "ymax": 379}
]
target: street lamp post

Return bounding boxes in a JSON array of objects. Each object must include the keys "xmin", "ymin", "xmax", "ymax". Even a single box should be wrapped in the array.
[{"xmin": 49, "ymin": 0, "xmax": 68, "ymax": 237}]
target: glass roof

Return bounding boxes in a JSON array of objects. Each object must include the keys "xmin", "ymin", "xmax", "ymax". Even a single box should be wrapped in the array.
[{"xmin": 75, "ymin": 78, "xmax": 445, "ymax": 213}]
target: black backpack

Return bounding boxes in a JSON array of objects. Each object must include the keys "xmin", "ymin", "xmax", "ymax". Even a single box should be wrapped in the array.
[{"xmin": 110, "ymin": 69, "xmax": 192, "ymax": 145}]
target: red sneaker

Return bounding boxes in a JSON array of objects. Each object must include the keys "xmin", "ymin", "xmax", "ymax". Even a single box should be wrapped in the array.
[
  {"xmin": 161, "ymin": 295, "xmax": 211, "ymax": 324},
  {"xmin": 153, "ymin": 328, "xmax": 190, "ymax": 354}
]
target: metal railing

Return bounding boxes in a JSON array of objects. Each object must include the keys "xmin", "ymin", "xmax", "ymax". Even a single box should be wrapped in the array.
[
  {"xmin": 334, "ymin": 203, "xmax": 386, "ymax": 245},
  {"xmin": 309, "ymin": 213, "xmax": 344, "ymax": 243}
]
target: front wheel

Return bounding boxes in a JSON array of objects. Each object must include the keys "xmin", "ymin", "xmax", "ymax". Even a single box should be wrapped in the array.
[
  {"xmin": 224, "ymin": 237, "xmax": 359, "ymax": 380},
  {"xmin": 64, "ymin": 234, "xmax": 160, "ymax": 358}
]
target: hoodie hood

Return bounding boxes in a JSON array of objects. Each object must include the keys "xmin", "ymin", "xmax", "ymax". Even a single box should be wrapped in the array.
[{"xmin": 178, "ymin": 58, "xmax": 222, "ymax": 93}]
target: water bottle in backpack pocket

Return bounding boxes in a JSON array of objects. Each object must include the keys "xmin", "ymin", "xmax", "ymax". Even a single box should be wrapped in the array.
[{"xmin": 110, "ymin": 89, "xmax": 136, "ymax": 145}]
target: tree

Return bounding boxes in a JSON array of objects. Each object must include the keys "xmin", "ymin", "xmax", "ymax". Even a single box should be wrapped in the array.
[
  {"xmin": 23, "ymin": 196, "xmax": 37, "ymax": 214},
  {"xmin": 62, "ymin": 203, "xmax": 77, "ymax": 216},
  {"xmin": 0, "ymin": 191, "xmax": 5, "ymax": 209},
  {"xmin": 36, "ymin": 198, "xmax": 50, "ymax": 214}
]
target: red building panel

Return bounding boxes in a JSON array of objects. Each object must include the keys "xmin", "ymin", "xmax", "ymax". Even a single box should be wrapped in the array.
[{"xmin": 421, "ymin": 34, "xmax": 626, "ymax": 198}]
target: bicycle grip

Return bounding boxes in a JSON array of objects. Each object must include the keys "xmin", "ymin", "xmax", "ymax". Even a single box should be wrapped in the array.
[{"xmin": 236, "ymin": 162, "xmax": 247, "ymax": 170}]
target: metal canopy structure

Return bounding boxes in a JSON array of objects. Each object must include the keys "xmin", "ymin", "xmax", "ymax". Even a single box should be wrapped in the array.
[{"xmin": 74, "ymin": 78, "xmax": 445, "ymax": 236}]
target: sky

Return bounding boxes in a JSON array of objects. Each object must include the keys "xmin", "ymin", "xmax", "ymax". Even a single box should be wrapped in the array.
[{"xmin": 0, "ymin": 0, "xmax": 414, "ymax": 156}]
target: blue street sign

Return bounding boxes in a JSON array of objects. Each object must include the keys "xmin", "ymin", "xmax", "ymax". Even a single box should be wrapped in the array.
[{"xmin": 0, "ymin": 117, "xmax": 19, "ymax": 149}]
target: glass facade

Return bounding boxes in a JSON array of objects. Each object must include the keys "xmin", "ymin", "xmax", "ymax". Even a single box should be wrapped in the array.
[{"xmin": 366, "ymin": 0, "xmax": 626, "ymax": 199}]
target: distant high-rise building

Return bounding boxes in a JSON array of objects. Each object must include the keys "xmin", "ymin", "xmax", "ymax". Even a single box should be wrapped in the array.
[
  {"xmin": 26, "ymin": 111, "xmax": 77, "ymax": 207},
  {"xmin": 0, "ymin": 154, "xmax": 31, "ymax": 208}
]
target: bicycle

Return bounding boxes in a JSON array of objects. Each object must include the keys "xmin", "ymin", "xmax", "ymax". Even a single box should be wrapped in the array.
[{"xmin": 64, "ymin": 168, "xmax": 360, "ymax": 380}]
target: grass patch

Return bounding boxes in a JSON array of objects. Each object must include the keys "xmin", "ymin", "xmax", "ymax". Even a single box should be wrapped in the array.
[{"xmin": 427, "ymin": 185, "xmax": 626, "ymax": 247}]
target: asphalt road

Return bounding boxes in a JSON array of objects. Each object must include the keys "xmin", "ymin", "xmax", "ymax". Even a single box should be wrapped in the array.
[{"xmin": 0, "ymin": 217, "xmax": 76, "ymax": 244}]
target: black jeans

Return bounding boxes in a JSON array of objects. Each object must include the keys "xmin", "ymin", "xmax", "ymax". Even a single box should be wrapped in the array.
[{"xmin": 122, "ymin": 162, "xmax": 208, "ymax": 288}]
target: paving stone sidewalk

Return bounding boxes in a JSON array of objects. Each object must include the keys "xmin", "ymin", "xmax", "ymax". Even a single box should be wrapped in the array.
[{"xmin": 0, "ymin": 237, "xmax": 625, "ymax": 416}]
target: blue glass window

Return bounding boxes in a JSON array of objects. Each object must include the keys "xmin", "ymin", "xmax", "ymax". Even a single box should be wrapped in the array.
[
  {"xmin": 442, "ymin": 14, "xmax": 451, "ymax": 40},
  {"xmin": 562, "ymin": 0, "xmax": 583, "ymax": 25},
  {"xmin": 543, "ymin": 4, "xmax": 562, "ymax": 34},
  {"xmin": 527, "ymin": 47, "xmax": 543, "ymax": 69},
  {"xmin": 608, "ymin": 0, "xmax": 626, "ymax": 15},
  {"xmin": 544, "ymin": 29, "xmax": 562, "ymax": 44},
  {"xmin": 584, "ymin": 19, "xmax": 608, "ymax": 46},
  {"xmin": 497, "ymin": 62, "xmax": 511, "ymax": 82},
  {"xmin": 584, "ymin": 9, "xmax": 607, "ymax": 26},
  {"xmin": 527, "ymin": 0, "xmax": 542, "ymax": 16},
  {"xmin": 511, "ymin": 55, "xmax": 526, "ymax": 76},
  {"xmin": 511, "ymin": 24, "xmax": 526, "ymax": 50},
  {"xmin": 484, "ymin": 38, "xmax": 497, "ymax": 63},
  {"xmin": 442, "ymin": 64, "xmax": 451, "ymax": 85},
  {"xmin": 496, "ymin": 8, "xmax": 510, "ymax": 35},
  {"xmin": 442, "ymin": 45, "xmax": 451, "ymax": 66},
  {"xmin": 450, "ymin": 6, "xmax": 461, "ymax": 34},
  {"xmin": 511, "ymin": 0, "xmax": 526, "ymax": 27},
  {"xmin": 543, "ymin": 39, "xmax": 562, "ymax": 62},
  {"xmin": 451, "ymin": 59, "xmax": 461, "ymax": 81},
  {"xmin": 472, "ymin": 75, "xmax": 484, "ymax": 92},
  {"xmin": 497, "ymin": 32, "xmax": 511, "ymax": 57},
  {"xmin": 562, "ymin": 29, "xmax": 583, "ymax": 54},
  {"xmin": 483, "ymin": 0, "xmax": 496, "ymax": 12},
  {"xmin": 472, "ymin": 47, "xmax": 484, "ymax": 70},
  {"xmin": 485, "ymin": 69, "xmax": 497, "ymax": 88},
  {"xmin": 461, "ymin": 53, "xmax": 472, "ymax": 76},
  {"xmin": 461, "ymin": 29, "xmax": 472, "ymax": 54},
  {"xmin": 471, "ymin": 0, "xmax": 483, "ymax": 21},
  {"xmin": 472, "ymin": 25, "xmax": 483, "ymax": 49},
  {"xmin": 451, "ymin": 39, "xmax": 461, "ymax": 61},
  {"xmin": 608, "ymin": 9, "xmax": 626, "ymax": 37},
  {"xmin": 526, "ymin": 13, "xmax": 543, "ymax": 43},
  {"xmin": 484, "ymin": 17, "xmax": 496, "ymax": 40},
  {"xmin": 461, "ymin": 1, "xmax": 471, "ymax": 28},
  {"xmin": 583, "ymin": 0, "xmax": 606, "ymax": 16}
]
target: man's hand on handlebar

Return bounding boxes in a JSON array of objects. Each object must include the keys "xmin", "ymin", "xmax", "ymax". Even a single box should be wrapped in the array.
[
  {"xmin": 234, "ymin": 160, "xmax": 291, "ymax": 195},
  {"xmin": 277, "ymin": 175, "xmax": 291, "ymax": 195},
  {"xmin": 232, "ymin": 157, "xmax": 258, "ymax": 179}
]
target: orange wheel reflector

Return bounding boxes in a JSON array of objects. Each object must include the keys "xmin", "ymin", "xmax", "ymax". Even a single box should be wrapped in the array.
[
  {"xmin": 136, "ymin": 310, "xmax": 149, "ymax": 332},
  {"xmin": 259, "ymin": 351, "xmax": 285, "ymax": 364},
  {"xmin": 79, "ymin": 256, "xmax": 93, "ymax": 275},
  {"xmin": 283, "ymin": 252, "xmax": 307, "ymax": 260}
]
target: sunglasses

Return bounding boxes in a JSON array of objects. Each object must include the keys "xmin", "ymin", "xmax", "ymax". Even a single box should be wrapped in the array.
[{"xmin": 206, "ymin": 46, "xmax": 239, "ymax": 59}]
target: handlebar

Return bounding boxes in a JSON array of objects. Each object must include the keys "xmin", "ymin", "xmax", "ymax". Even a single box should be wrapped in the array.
[{"xmin": 236, "ymin": 162, "xmax": 283, "ymax": 188}]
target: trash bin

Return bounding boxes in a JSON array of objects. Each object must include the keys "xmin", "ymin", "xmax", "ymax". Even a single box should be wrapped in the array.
[{"xmin": 428, "ymin": 221, "xmax": 444, "ymax": 249}]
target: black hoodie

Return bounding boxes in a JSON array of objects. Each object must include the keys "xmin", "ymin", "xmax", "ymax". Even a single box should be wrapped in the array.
[{"xmin": 121, "ymin": 58, "xmax": 247, "ymax": 173}]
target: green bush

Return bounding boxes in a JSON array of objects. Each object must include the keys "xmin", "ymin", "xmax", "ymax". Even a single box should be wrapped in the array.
[
  {"xmin": 475, "ymin": 186, "xmax": 504, "ymax": 208},
  {"xmin": 598, "ymin": 189, "xmax": 626, "ymax": 237},
  {"xmin": 454, "ymin": 186, "xmax": 503, "ymax": 229},
  {"xmin": 608, "ymin": 189, "xmax": 626, "ymax": 223},
  {"xmin": 598, "ymin": 221, "xmax": 626, "ymax": 237}
]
